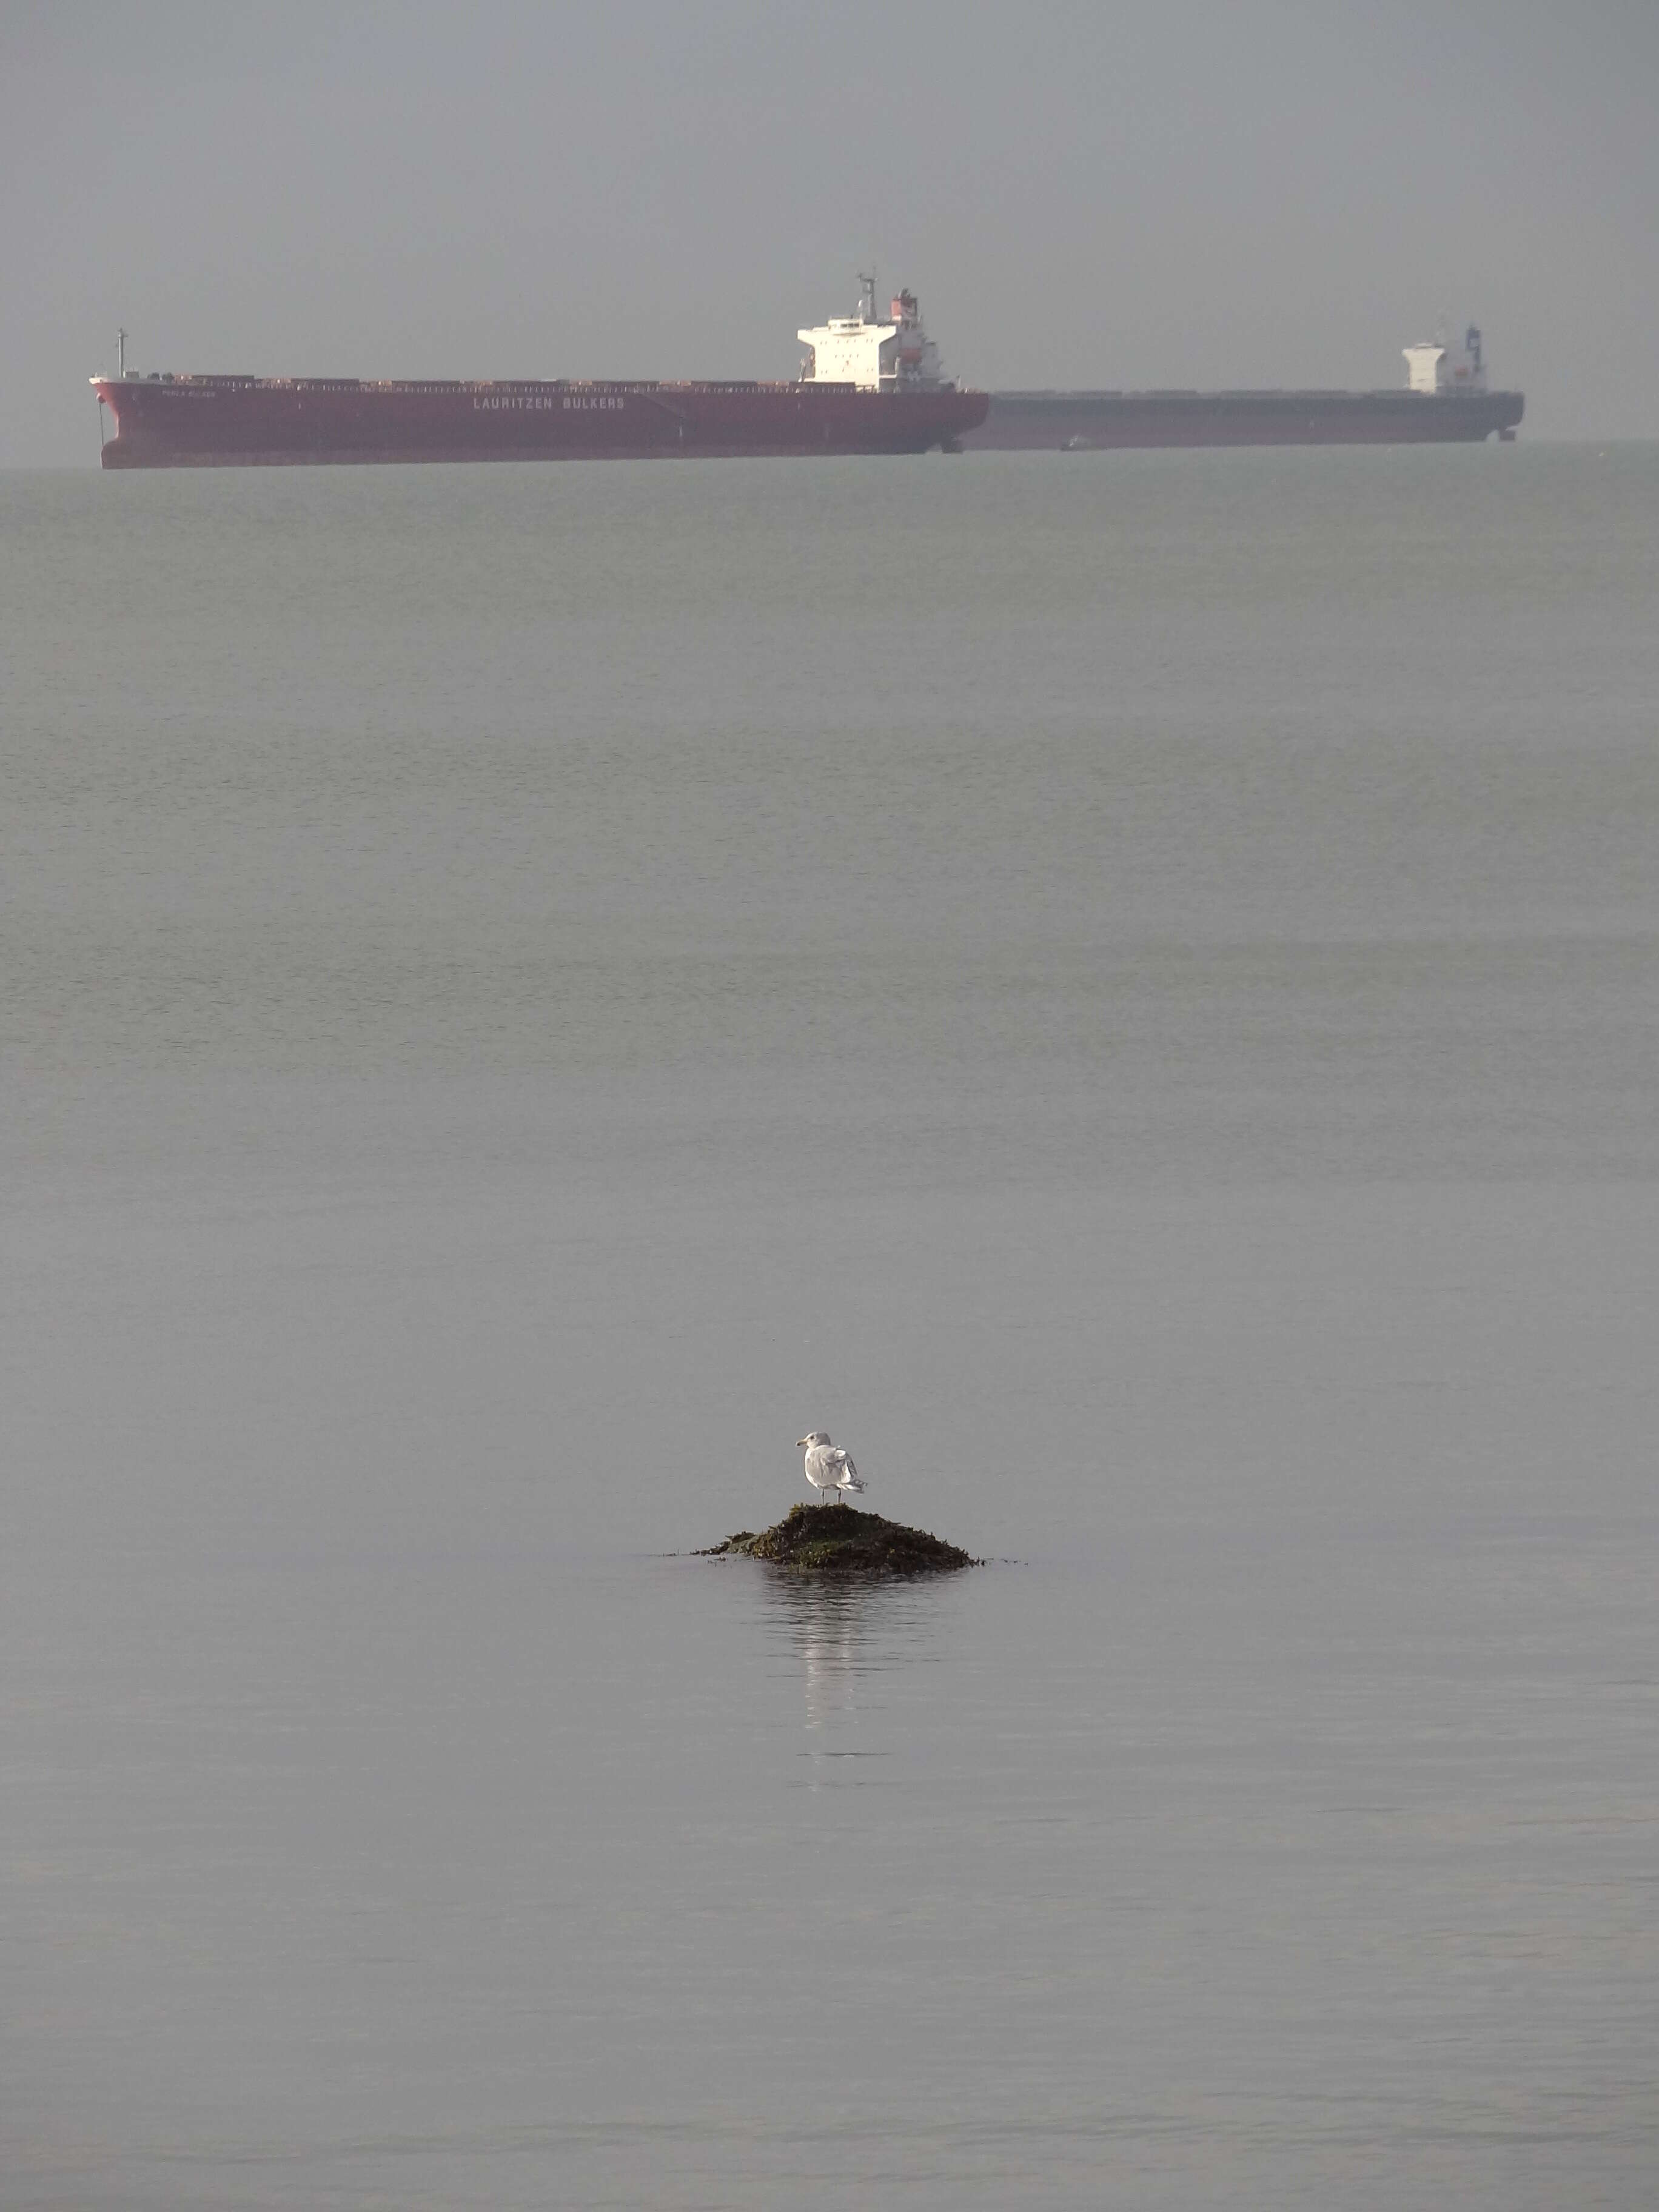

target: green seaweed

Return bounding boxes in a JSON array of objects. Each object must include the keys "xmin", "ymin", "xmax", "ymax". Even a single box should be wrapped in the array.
[{"xmin": 700, "ymin": 1501, "xmax": 976, "ymax": 1578}]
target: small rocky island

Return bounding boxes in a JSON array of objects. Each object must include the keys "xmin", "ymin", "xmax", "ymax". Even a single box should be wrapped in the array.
[{"xmin": 702, "ymin": 1503, "xmax": 976, "ymax": 1578}]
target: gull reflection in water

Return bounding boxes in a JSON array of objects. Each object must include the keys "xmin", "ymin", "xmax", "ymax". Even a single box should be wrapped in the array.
[{"xmin": 758, "ymin": 1573, "xmax": 954, "ymax": 1786}]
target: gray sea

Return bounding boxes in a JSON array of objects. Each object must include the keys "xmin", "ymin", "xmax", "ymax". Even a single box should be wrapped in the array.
[{"xmin": 4, "ymin": 446, "xmax": 1656, "ymax": 2210}]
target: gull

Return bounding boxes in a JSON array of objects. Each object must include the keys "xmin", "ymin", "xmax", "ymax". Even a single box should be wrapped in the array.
[{"xmin": 797, "ymin": 1431, "xmax": 866, "ymax": 1507}]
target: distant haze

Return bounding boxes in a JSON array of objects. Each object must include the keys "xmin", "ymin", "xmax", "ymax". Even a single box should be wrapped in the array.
[{"xmin": 4, "ymin": 0, "xmax": 1657, "ymax": 461}]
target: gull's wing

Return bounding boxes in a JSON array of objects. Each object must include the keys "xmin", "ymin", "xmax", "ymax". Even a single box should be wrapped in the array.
[{"xmin": 835, "ymin": 1453, "xmax": 865, "ymax": 1491}]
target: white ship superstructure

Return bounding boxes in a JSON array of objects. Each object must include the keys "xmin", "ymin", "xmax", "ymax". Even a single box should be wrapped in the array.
[
  {"xmin": 1403, "ymin": 324, "xmax": 1489, "ymax": 396},
  {"xmin": 798, "ymin": 276, "xmax": 951, "ymax": 391}
]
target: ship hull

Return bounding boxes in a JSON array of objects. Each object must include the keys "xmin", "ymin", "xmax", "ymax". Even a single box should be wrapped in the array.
[
  {"xmin": 93, "ymin": 375, "xmax": 987, "ymax": 469},
  {"xmin": 963, "ymin": 389, "xmax": 1524, "ymax": 451}
]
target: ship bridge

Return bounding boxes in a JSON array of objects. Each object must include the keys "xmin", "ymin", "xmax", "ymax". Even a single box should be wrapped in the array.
[
  {"xmin": 1404, "ymin": 324, "xmax": 1489, "ymax": 396},
  {"xmin": 798, "ymin": 277, "xmax": 949, "ymax": 391}
]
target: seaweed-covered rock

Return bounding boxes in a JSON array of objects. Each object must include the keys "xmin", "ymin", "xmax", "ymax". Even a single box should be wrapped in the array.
[{"xmin": 702, "ymin": 1501, "xmax": 975, "ymax": 1578}]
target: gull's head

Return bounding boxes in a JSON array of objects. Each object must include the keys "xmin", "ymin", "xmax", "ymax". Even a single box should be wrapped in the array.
[{"xmin": 798, "ymin": 1431, "xmax": 831, "ymax": 1450}]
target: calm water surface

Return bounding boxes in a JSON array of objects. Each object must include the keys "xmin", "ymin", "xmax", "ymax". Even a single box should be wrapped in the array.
[{"xmin": 4, "ymin": 448, "xmax": 1657, "ymax": 2207}]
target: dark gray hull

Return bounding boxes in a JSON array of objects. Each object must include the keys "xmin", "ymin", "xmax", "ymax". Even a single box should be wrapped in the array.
[{"xmin": 963, "ymin": 387, "xmax": 1524, "ymax": 451}]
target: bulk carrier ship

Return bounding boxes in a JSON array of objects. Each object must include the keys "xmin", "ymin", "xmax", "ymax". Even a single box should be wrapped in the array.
[
  {"xmin": 964, "ymin": 326, "xmax": 1523, "ymax": 450},
  {"xmin": 91, "ymin": 283, "xmax": 985, "ymax": 469},
  {"xmin": 92, "ymin": 293, "xmax": 1522, "ymax": 468}
]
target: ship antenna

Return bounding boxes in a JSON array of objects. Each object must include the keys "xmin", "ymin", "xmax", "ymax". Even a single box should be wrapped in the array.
[{"xmin": 117, "ymin": 326, "xmax": 126, "ymax": 378}]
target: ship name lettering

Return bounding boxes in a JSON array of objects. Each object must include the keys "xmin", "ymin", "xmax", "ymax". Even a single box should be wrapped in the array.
[{"xmin": 467, "ymin": 394, "xmax": 625, "ymax": 411}]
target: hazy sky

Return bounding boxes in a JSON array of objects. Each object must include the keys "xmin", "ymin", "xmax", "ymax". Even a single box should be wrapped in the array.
[{"xmin": 4, "ymin": 0, "xmax": 1657, "ymax": 461}]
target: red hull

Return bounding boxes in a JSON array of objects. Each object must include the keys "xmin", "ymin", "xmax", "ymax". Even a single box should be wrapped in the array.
[
  {"xmin": 93, "ymin": 374, "xmax": 987, "ymax": 468},
  {"xmin": 963, "ymin": 388, "xmax": 1524, "ymax": 450}
]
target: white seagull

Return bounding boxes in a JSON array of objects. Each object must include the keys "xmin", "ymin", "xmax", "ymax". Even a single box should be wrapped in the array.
[{"xmin": 797, "ymin": 1430, "xmax": 866, "ymax": 1507}]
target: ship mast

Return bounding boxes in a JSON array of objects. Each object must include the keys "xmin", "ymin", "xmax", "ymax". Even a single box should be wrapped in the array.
[{"xmin": 117, "ymin": 327, "xmax": 126, "ymax": 378}]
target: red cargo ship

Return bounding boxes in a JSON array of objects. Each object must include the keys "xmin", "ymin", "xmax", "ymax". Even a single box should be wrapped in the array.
[{"xmin": 92, "ymin": 283, "xmax": 985, "ymax": 469}]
